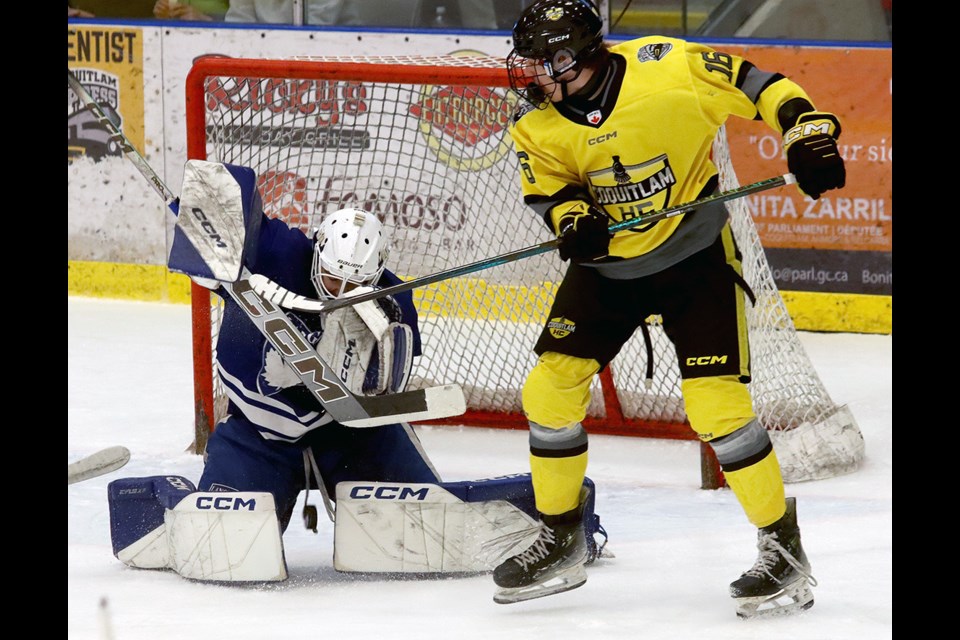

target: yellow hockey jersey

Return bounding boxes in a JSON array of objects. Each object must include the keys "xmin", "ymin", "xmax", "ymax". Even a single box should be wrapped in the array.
[{"xmin": 508, "ymin": 36, "xmax": 817, "ymax": 266}]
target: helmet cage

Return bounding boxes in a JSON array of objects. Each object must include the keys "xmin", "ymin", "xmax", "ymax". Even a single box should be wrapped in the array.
[{"xmin": 310, "ymin": 208, "xmax": 387, "ymax": 299}]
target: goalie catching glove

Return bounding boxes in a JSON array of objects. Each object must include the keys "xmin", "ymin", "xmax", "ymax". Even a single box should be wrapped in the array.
[
  {"xmin": 316, "ymin": 290, "xmax": 413, "ymax": 397},
  {"xmin": 783, "ymin": 111, "xmax": 846, "ymax": 200},
  {"xmin": 555, "ymin": 203, "xmax": 611, "ymax": 262}
]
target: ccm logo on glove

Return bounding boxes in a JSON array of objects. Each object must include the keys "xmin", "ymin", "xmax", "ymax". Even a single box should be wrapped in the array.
[{"xmin": 783, "ymin": 111, "xmax": 846, "ymax": 201}]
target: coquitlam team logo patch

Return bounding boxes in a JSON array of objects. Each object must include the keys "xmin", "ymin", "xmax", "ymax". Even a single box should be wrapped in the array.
[
  {"xmin": 548, "ymin": 317, "xmax": 577, "ymax": 339},
  {"xmin": 637, "ymin": 43, "xmax": 673, "ymax": 63},
  {"xmin": 409, "ymin": 50, "xmax": 517, "ymax": 172},
  {"xmin": 587, "ymin": 154, "xmax": 677, "ymax": 230},
  {"xmin": 545, "ymin": 6, "xmax": 565, "ymax": 20}
]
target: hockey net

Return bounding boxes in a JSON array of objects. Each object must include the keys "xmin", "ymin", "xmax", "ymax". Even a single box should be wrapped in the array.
[{"xmin": 184, "ymin": 54, "xmax": 864, "ymax": 486}]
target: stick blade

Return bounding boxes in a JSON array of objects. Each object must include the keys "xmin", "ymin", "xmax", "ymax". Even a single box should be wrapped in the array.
[
  {"xmin": 343, "ymin": 384, "xmax": 467, "ymax": 427},
  {"xmin": 68, "ymin": 446, "xmax": 131, "ymax": 485}
]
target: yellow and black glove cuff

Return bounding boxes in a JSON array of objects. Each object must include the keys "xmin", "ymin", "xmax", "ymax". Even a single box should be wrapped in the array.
[{"xmin": 783, "ymin": 111, "xmax": 842, "ymax": 152}]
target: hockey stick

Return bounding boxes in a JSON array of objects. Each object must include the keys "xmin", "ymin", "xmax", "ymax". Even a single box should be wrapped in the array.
[
  {"xmin": 68, "ymin": 446, "xmax": 131, "ymax": 485},
  {"xmin": 248, "ymin": 173, "xmax": 796, "ymax": 314},
  {"xmin": 68, "ymin": 69, "xmax": 466, "ymax": 428},
  {"xmin": 68, "ymin": 70, "xmax": 177, "ymax": 212}
]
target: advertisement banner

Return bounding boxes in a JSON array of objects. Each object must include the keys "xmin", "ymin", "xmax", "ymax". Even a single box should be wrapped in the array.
[
  {"xmin": 64, "ymin": 22, "xmax": 891, "ymax": 330},
  {"xmin": 720, "ymin": 45, "xmax": 891, "ymax": 296},
  {"xmin": 67, "ymin": 25, "xmax": 146, "ymax": 161}
]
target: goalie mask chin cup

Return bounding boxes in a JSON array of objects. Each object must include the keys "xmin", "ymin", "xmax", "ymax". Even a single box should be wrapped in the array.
[
  {"xmin": 311, "ymin": 208, "xmax": 388, "ymax": 299},
  {"xmin": 507, "ymin": 0, "xmax": 605, "ymax": 109}
]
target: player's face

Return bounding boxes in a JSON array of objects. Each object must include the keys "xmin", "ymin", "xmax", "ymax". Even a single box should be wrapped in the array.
[
  {"xmin": 320, "ymin": 274, "xmax": 361, "ymax": 298},
  {"xmin": 522, "ymin": 58, "xmax": 588, "ymax": 103},
  {"xmin": 530, "ymin": 62, "xmax": 563, "ymax": 102}
]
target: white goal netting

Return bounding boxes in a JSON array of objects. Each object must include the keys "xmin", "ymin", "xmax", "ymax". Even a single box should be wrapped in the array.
[{"xmin": 186, "ymin": 55, "xmax": 864, "ymax": 483}]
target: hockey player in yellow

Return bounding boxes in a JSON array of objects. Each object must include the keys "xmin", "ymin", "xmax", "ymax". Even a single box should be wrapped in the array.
[{"xmin": 492, "ymin": 0, "xmax": 845, "ymax": 617}]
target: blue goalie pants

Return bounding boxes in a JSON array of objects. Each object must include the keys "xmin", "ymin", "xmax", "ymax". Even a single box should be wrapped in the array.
[{"xmin": 198, "ymin": 414, "xmax": 440, "ymax": 532}]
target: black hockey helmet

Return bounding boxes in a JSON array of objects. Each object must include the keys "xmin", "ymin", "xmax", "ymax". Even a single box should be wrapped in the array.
[{"xmin": 507, "ymin": 0, "xmax": 605, "ymax": 108}]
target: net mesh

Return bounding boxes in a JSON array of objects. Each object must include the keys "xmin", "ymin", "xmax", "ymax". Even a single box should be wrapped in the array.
[{"xmin": 188, "ymin": 55, "xmax": 863, "ymax": 482}]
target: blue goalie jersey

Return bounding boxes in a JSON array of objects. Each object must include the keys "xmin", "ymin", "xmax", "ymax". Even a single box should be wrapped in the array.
[{"xmin": 212, "ymin": 215, "xmax": 422, "ymax": 443}]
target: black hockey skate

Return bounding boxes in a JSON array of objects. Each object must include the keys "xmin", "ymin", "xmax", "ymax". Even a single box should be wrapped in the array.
[
  {"xmin": 730, "ymin": 497, "xmax": 818, "ymax": 619},
  {"xmin": 492, "ymin": 495, "xmax": 589, "ymax": 604}
]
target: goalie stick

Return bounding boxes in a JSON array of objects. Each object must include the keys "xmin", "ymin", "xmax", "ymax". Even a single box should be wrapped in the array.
[
  {"xmin": 68, "ymin": 446, "xmax": 131, "ymax": 485},
  {"xmin": 67, "ymin": 69, "xmax": 466, "ymax": 428},
  {"xmin": 248, "ymin": 173, "xmax": 797, "ymax": 314}
]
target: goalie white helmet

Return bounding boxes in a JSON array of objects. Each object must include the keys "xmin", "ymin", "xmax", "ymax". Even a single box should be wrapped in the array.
[{"xmin": 311, "ymin": 208, "xmax": 388, "ymax": 299}]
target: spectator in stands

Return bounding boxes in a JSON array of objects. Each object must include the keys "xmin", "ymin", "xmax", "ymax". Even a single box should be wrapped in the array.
[
  {"xmin": 224, "ymin": 0, "xmax": 343, "ymax": 24},
  {"xmin": 154, "ymin": 0, "xmax": 229, "ymax": 21},
  {"xmin": 68, "ymin": 1, "xmax": 95, "ymax": 16},
  {"xmin": 418, "ymin": 1, "xmax": 497, "ymax": 29},
  {"xmin": 223, "ymin": 0, "xmax": 498, "ymax": 28}
]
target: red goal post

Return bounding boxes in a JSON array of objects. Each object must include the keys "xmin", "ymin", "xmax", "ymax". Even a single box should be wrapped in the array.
[{"xmin": 183, "ymin": 54, "xmax": 864, "ymax": 489}]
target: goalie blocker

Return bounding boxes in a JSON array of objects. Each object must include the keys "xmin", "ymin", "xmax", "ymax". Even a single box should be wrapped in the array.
[{"xmin": 108, "ymin": 474, "xmax": 608, "ymax": 581}]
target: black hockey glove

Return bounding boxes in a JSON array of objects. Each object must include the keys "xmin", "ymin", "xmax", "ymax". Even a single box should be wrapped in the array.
[
  {"xmin": 783, "ymin": 111, "xmax": 846, "ymax": 200},
  {"xmin": 556, "ymin": 205, "xmax": 611, "ymax": 262}
]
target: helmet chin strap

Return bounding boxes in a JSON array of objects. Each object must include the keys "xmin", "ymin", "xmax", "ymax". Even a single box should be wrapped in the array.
[
  {"xmin": 557, "ymin": 69, "xmax": 589, "ymax": 102},
  {"xmin": 550, "ymin": 65, "xmax": 585, "ymax": 102},
  {"xmin": 556, "ymin": 57, "xmax": 608, "ymax": 104}
]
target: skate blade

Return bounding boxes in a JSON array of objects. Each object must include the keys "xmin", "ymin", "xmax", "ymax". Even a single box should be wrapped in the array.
[
  {"xmin": 735, "ymin": 579, "xmax": 814, "ymax": 619},
  {"xmin": 493, "ymin": 564, "xmax": 587, "ymax": 605}
]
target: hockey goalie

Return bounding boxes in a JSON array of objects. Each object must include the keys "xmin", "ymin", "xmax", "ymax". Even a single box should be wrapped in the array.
[{"xmin": 107, "ymin": 160, "xmax": 610, "ymax": 582}]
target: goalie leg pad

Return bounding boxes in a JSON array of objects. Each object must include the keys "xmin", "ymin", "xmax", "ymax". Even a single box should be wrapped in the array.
[
  {"xmin": 333, "ymin": 474, "xmax": 605, "ymax": 573},
  {"xmin": 166, "ymin": 491, "xmax": 287, "ymax": 582},
  {"xmin": 108, "ymin": 477, "xmax": 287, "ymax": 581},
  {"xmin": 108, "ymin": 475, "xmax": 197, "ymax": 569}
]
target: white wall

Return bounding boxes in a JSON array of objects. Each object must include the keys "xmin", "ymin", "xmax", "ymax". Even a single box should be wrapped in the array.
[{"xmin": 68, "ymin": 23, "xmax": 515, "ymax": 265}]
